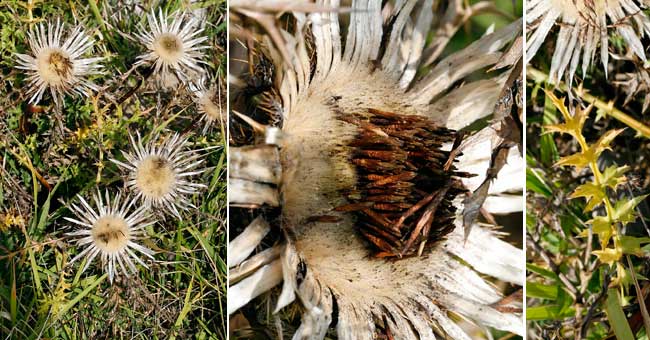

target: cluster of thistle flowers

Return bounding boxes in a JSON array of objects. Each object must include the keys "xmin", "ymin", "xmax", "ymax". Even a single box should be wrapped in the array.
[{"xmin": 15, "ymin": 9, "xmax": 218, "ymax": 283}]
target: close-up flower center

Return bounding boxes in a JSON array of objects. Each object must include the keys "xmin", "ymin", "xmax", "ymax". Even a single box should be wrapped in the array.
[
  {"xmin": 91, "ymin": 215, "xmax": 130, "ymax": 253},
  {"xmin": 154, "ymin": 34, "xmax": 183, "ymax": 61},
  {"xmin": 135, "ymin": 155, "xmax": 175, "ymax": 198},
  {"xmin": 37, "ymin": 49, "xmax": 72, "ymax": 84},
  {"xmin": 280, "ymin": 66, "xmax": 465, "ymax": 260}
]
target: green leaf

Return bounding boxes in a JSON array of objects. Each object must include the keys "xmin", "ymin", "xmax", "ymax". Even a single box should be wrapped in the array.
[
  {"xmin": 526, "ymin": 305, "xmax": 576, "ymax": 320},
  {"xmin": 613, "ymin": 195, "xmax": 648, "ymax": 225},
  {"xmin": 57, "ymin": 273, "xmax": 108, "ymax": 321},
  {"xmin": 526, "ymin": 167, "xmax": 552, "ymax": 198},
  {"xmin": 602, "ymin": 165, "xmax": 630, "ymax": 190},
  {"xmin": 526, "ymin": 281, "xmax": 559, "ymax": 300},
  {"xmin": 527, "ymin": 263, "xmax": 559, "ymax": 280},
  {"xmin": 619, "ymin": 236, "xmax": 650, "ymax": 256},
  {"xmin": 605, "ymin": 288, "xmax": 635, "ymax": 340},
  {"xmin": 593, "ymin": 247, "xmax": 622, "ymax": 265},
  {"xmin": 540, "ymin": 94, "xmax": 560, "ymax": 165},
  {"xmin": 555, "ymin": 148, "xmax": 597, "ymax": 170},
  {"xmin": 570, "ymin": 182, "xmax": 606, "ymax": 212}
]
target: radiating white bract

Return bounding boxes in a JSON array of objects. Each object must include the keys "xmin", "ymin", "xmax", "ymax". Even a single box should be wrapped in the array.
[
  {"xmin": 14, "ymin": 18, "xmax": 103, "ymax": 107},
  {"xmin": 526, "ymin": 0, "xmax": 650, "ymax": 84},
  {"xmin": 111, "ymin": 132, "xmax": 207, "ymax": 217},
  {"xmin": 65, "ymin": 190, "xmax": 155, "ymax": 283},
  {"xmin": 136, "ymin": 9, "xmax": 208, "ymax": 84}
]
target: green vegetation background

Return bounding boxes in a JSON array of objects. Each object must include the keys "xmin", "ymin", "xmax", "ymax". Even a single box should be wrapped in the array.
[
  {"xmin": 0, "ymin": 0, "xmax": 227, "ymax": 339},
  {"xmin": 526, "ymin": 9, "xmax": 650, "ymax": 340}
]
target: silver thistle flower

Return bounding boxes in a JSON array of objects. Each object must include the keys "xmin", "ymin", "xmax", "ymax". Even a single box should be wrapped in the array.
[
  {"xmin": 189, "ymin": 75, "xmax": 225, "ymax": 133},
  {"xmin": 15, "ymin": 18, "xmax": 103, "ymax": 107},
  {"xmin": 135, "ymin": 9, "xmax": 209, "ymax": 85},
  {"xmin": 65, "ymin": 190, "xmax": 155, "ymax": 283},
  {"xmin": 526, "ymin": 0, "xmax": 650, "ymax": 84},
  {"xmin": 111, "ymin": 132, "xmax": 207, "ymax": 217},
  {"xmin": 228, "ymin": 0, "xmax": 524, "ymax": 339}
]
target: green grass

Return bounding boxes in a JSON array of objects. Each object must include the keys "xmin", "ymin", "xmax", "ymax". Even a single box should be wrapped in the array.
[{"xmin": 0, "ymin": 0, "xmax": 227, "ymax": 338}]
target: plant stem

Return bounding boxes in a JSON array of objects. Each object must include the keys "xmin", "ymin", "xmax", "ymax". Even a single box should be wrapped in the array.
[{"xmin": 528, "ymin": 67, "xmax": 650, "ymax": 139}]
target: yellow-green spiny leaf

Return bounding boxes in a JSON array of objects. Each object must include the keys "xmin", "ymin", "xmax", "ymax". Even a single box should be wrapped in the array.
[
  {"xmin": 592, "ymin": 129, "xmax": 625, "ymax": 155},
  {"xmin": 554, "ymin": 148, "xmax": 596, "ymax": 170},
  {"xmin": 602, "ymin": 165, "xmax": 630, "ymax": 190},
  {"xmin": 613, "ymin": 195, "xmax": 649, "ymax": 225},
  {"xmin": 589, "ymin": 216, "xmax": 614, "ymax": 248},
  {"xmin": 543, "ymin": 92, "xmax": 592, "ymax": 138},
  {"xmin": 570, "ymin": 182, "xmax": 606, "ymax": 211},
  {"xmin": 619, "ymin": 236, "xmax": 650, "ymax": 256},
  {"xmin": 593, "ymin": 247, "xmax": 622, "ymax": 265}
]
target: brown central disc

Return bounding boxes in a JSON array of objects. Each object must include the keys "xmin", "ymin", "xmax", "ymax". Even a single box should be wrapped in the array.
[{"xmin": 336, "ymin": 108, "xmax": 469, "ymax": 258}]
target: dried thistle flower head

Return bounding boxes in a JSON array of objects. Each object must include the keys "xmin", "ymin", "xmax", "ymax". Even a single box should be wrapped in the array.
[
  {"xmin": 189, "ymin": 75, "xmax": 225, "ymax": 132},
  {"xmin": 15, "ymin": 18, "xmax": 103, "ymax": 107},
  {"xmin": 229, "ymin": 1, "xmax": 525, "ymax": 338},
  {"xmin": 111, "ymin": 132, "xmax": 207, "ymax": 217},
  {"xmin": 136, "ymin": 9, "xmax": 208, "ymax": 86},
  {"xmin": 65, "ymin": 190, "xmax": 155, "ymax": 283},
  {"xmin": 526, "ymin": 0, "xmax": 650, "ymax": 84}
]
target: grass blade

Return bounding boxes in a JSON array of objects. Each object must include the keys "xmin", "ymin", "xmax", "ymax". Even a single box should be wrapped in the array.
[{"xmin": 605, "ymin": 288, "xmax": 635, "ymax": 340}]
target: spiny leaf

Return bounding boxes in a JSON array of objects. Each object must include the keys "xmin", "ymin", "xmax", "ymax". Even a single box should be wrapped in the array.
[
  {"xmin": 592, "ymin": 129, "xmax": 625, "ymax": 156},
  {"xmin": 587, "ymin": 216, "xmax": 613, "ymax": 249},
  {"xmin": 593, "ymin": 247, "xmax": 622, "ymax": 265},
  {"xmin": 554, "ymin": 148, "xmax": 596, "ymax": 170},
  {"xmin": 602, "ymin": 165, "xmax": 629, "ymax": 190},
  {"xmin": 554, "ymin": 130, "xmax": 623, "ymax": 171},
  {"xmin": 570, "ymin": 182, "xmax": 606, "ymax": 211},
  {"xmin": 613, "ymin": 195, "xmax": 648, "ymax": 226},
  {"xmin": 619, "ymin": 236, "xmax": 650, "ymax": 256},
  {"xmin": 543, "ymin": 91, "xmax": 592, "ymax": 138}
]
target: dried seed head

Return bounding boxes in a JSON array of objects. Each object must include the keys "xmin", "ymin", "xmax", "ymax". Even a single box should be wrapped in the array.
[
  {"xmin": 153, "ymin": 33, "xmax": 184, "ymax": 61},
  {"xmin": 42, "ymin": 50, "xmax": 73, "ymax": 81},
  {"xmin": 135, "ymin": 155, "xmax": 176, "ymax": 198},
  {"xmin": 91, "ymin": 215, "xmax": 130, "ymax": 253},
  {"xmin": 337, "ymin": 108, "xmax": 468, "ymax": 257},
  {"xmin": 136, "ymin": 9, "xmax": 209, "ymax": 84},
  {"xmin": 111, "ymin": 132, "xmax": 208, "ymax": 217},
  {"xmin": 279, "ymin": 66, "xmax": 468, "ymax": 258}
]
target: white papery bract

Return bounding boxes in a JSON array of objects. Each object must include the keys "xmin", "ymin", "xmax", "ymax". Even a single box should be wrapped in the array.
[
  {"xmin": 14, "ymin": 19, "xmax": 103, "ymax": 107},
  {"xmin": 111, "ymin": 132, "xmax": 207, "ymax": 217},
  {"xmin": 65, "ymin": 190, "xmax": 155, "ymax": 283},
  {"xmin": 526, "ymin": 0, "xmax": 650, "ymax": 84},
  {"xmin": 136, "ymin": 9, "xmax": 208, "ymax": 85}
]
